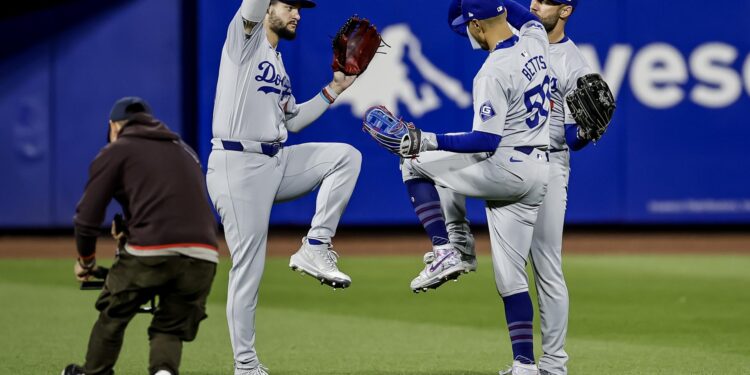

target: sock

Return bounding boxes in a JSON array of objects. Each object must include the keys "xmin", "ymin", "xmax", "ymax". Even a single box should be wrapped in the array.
[
  {"xmin": 405, "ymin": 179, "xmax": 449, "ymax": 246},
  {"xmin": 307, "ymin": 238, "xmax": 326, "ymax": 245},
  {"xmin": 502, "ymin": 292, "xmax": 535, "ymax": 364}
]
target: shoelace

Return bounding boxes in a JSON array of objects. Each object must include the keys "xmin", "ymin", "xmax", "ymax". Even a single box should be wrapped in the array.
[
  {"xmin": 315, "ymin": 247, "xmax": 340, "ymax": 270},
  {"xmin": 250, "ymin": 364, "xmax": 269, "ymax": 375}
]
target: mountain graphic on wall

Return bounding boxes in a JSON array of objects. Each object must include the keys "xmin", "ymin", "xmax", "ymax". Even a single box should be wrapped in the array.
[{"xmin": 333, "ymin": 24, "xmax": 472, "ymax": 118}]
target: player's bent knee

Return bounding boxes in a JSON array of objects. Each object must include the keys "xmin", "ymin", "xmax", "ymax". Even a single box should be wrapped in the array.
[
  {"xmin": 347, "ymin": 145, "xmax": 362, "ymax": 170},
  {"xmin": 330, "ymin": 143, "xmax": 361, "ymax": 167},
  {"xmin": 400, "ymin": 159, "xmax": 424, "ymax": 182}
]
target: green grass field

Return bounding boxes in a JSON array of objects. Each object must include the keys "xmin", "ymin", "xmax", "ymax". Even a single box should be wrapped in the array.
[{"xmin": 1, "ymin": 254, "xmax": 749, "ymax": 374}]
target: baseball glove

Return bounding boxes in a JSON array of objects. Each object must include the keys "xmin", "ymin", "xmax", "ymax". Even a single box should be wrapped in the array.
[
  {"xmin": 362, "ymin": 106, "xmax": 415, "ymax": 155},
  {"xmin": 332, "ymin": 15, "xmax": 382, "ymax": 75},
  {"xmin": 565, "ymin": 73, "xmax": 616, "ymax": 141}
]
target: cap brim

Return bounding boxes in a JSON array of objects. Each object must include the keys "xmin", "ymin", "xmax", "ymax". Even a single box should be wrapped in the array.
[
  {"xmin": 548, "ymin": 0, "xmax": 574, "ymax": 8},
  {"xmin": 451, "ymin": 14, "xmax": 469, "ymax": 27},
  {"xmin": 279, "ymin": 0, "xmax": 316, "ymax": 8}
]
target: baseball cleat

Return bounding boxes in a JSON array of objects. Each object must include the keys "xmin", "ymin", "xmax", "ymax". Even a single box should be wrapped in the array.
[
  {"xmin": 290, "ymin": 238, "xmax": 351, "ymax": 289},
  {"xmin": 61, "ymin": 364, "xmax": 85, "ymax": 375},
  {"xmin": 410, "ymin": 247, "xmax": 465, "ymax": 292},
  {"xmin": 499, "ymin": 361, "xmax": 539, "ymax": 375},
  {"xmin": 460, "ymin": 252, "xmax": 478, "ymax": 272},
  {"xmin": 235, "ymin": 364, "xmax": 269, "ymax": 375}
]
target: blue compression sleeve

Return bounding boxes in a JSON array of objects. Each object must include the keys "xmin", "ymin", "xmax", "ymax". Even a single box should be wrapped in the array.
[
  {"xmin": 565, "ymin": 124, "xmax": 590, "ymax": 151},
  {"xmin": 435, "ymin": 131, "xmax": 501, "ymax": 153},
  {"xmin": 505, "ymin": 0, "xmax": 539, "ymax": 30}
]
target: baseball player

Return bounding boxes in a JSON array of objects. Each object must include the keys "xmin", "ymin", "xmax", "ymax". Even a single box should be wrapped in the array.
[
  {"xmin": 205, "ymin": 1, "xmax": 362, "ymax": 374},
  {"xmin": 63, "ymin": 97, "xmax": 218, "ymax": 375},
  {"xmin": 439, "ymin": 1, "xmax": 598, "ymax": 374},
  {"xmin": 397, "ymin": 0, "xmax": 551, "ymax": 373}
]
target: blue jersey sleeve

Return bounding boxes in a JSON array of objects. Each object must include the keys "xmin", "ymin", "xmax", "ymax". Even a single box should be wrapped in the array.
[
  {"xmin": 565, "ymin": 124, "xmax": 590, "ymax": 151},
  {"xmin": 436, "ymin": 131, "xmax": 502, "ymax": 153}
]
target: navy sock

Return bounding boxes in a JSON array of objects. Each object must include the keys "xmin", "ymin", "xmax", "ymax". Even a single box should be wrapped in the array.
[
  {"xmin": 502, "ymin": 292, "xmax": 535, "ymax": 364},
  {"xmin": 405, "ymin": 179, "xmax": 449, "ymax": 246},
  {"xmin": 307, "ymin": 238, "xmax": 326, "ymax": 245}
]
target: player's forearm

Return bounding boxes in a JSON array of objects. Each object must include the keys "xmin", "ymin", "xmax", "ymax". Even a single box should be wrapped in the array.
[
  {"xmin": 564, "ymin": 124, "xmax": 590, "ymax": 151},
  {"xmin": 285, "ymin": 92, "xmax": 332, "ymax": 133},
  {"xmin": 504, "ymin": 0, "xmax": 539, "ymax": 30},
  {"xmin": 241, "ymin": 0, "xmax": 270, "ymax": 23},
  {"xmin": 435, "ymin": 131, "xmax": 502, "ymax": 153}
]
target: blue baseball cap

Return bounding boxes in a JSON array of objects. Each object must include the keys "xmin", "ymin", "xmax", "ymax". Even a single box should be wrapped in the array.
[
  {"xmin": 278, "ymin": 0, "xmax": 316, "ymax": 8},
  {"xmin": 448, "ymin": 0, "xmax": 468, "ymax": 37},
  {"xmin": 451, "ymin": 0, "xmax": 506, "ymax": 28},
  {"xmin": 109, "ymin": 96, "xmax": 152, "ymax": 121},
  {"xmin": 549, "ymin": 0, "xmax": 577, "ymax": 9}
]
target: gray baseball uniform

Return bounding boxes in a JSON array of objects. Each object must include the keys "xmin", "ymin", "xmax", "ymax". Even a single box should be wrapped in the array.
[
  {"xmin": 206, "ymin": 5, "xmax": 361, "ymax": 370},
  {"xmin": 438, "ymin": 35, "xmax": 592, "ymax": 375},
  {"xmin": 403, "ymin": 21, "xmax": 551, "ymax": 297},
  {"xmin": 530, "ymin": 36, "xmax": 591, "ymax": 375}
]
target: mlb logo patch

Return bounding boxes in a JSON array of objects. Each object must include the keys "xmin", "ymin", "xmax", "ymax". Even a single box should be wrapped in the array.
[{"xmin": 479, "ymin": 101, "xmax": 496, "ymax": 122}]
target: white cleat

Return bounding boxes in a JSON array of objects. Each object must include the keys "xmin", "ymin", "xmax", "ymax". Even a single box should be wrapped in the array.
[
  {"xmin": 410, "ymin": 246, "xmax": 465, "ymax": 292},
  {"xmin": 290, "ymin": 238, "xmax": 351, "ymax": 289},
  {"xmin": 235, "ymin": 364, "xmax": 269, "ymax": 375},
  {"xmin": 461, "ymin": 255, "xmax": 478, "ymax": 272},
  {"xmin": 499, "ymin": 361, "xmax": 539, "ymax": 375}
]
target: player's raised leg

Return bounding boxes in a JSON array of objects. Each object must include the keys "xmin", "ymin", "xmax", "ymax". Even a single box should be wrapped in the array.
[
  {"xmin": 437, "ymin": 187, "xmax": 477, "ymax": 271},
  {"xmin": 402, "ymin": 176, "xmax": 466, "ymax": 292},
  {"xmin": 401, "ymin": 150, "xmax": 514, "ymax": 292},
  {"xmin": 279, "ymin": 143, "xmax": 362, "ymax": 289},
  {"xmin": 530, "ymin": 151, "xmax": 571, "ymax": 375}
]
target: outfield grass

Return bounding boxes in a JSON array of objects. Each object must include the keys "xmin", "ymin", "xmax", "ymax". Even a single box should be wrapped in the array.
[{"xmin": 1, "ymin": 255, "xmax": 749, "ymax": 374}]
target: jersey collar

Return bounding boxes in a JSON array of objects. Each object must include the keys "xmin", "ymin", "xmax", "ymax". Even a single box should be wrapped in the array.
[
  {"xmin": 553, "ymin": 35, "xmax": 570, "ymax": 44},
  {"xmin": 493, "ymin": 34, "xmax": 519, "ymax": 51}
]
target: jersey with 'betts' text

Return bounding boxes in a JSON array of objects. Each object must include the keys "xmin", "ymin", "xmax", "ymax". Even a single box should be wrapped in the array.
[{"xmin": 471, "ymin": 21, "xmax": 551, "ymax": 149}]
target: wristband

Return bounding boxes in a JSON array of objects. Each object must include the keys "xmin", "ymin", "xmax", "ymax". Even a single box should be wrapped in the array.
[{"xmin": 320, "ymin": 86, "xmax": 338, "ymax": 104}]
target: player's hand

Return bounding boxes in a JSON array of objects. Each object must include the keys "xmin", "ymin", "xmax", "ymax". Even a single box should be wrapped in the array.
[
  {"xmin": 74, "ymin": 257, "xmax": 97, "ymax": 282},
  {"xmin": 400, "ymin": 128, "xmax": 437, "ymax": 158},
  {"xmin": 329, "ymin": 71, "xmax": 357, "ymax": 94}
]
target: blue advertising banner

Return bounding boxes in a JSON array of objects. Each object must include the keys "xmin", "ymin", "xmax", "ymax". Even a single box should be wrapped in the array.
[
  {"xmin": 0, "ymin": 0, "xmax": 183, "ymax": 227},
  {"xmin": 198, "ymin": 0, "xmax": 750, "ymax": 225}
]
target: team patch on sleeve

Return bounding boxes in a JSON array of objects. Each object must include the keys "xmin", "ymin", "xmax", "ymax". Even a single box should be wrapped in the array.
[{"xmin": 479, "ymin": 101, "xmax": 496, "ymax": 122}]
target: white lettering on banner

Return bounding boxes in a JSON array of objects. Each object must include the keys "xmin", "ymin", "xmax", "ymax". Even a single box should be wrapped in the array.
[
  {"xmin": 630, "ymin": 43, "xmax": 688, "ymax": 109},
  {"xmin": 579, "ymin": 42, "xmax": 750, "ymax": 109},
  {"xmin": 579, "ymin": 44, "xmax": 632, "ymax": 100},
  {"xmin": 690, "ymin": 43, "xmax": 741, "ymax": 108},
  {"xmin": 649, "ymin": 199, "xmax": 750, "ymax": 214}
]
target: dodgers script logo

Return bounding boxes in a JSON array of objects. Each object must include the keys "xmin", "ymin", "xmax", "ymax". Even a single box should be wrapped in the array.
[
  {"xmin": 333, "ymin": 24, "xmax": 471, "ymax": 118},
  {"xmin": 255, "ymin": 61, "xmax": 292, "ymax": 99}
]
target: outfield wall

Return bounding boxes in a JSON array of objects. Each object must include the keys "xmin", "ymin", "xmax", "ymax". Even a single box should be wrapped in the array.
[
  {"xmin": 1, "ymin": 0, "xmax": 748, "ymax": 227},
  {"xmin": 196, "ymin": 0, "xmax": 750, "ymax": 225}
]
